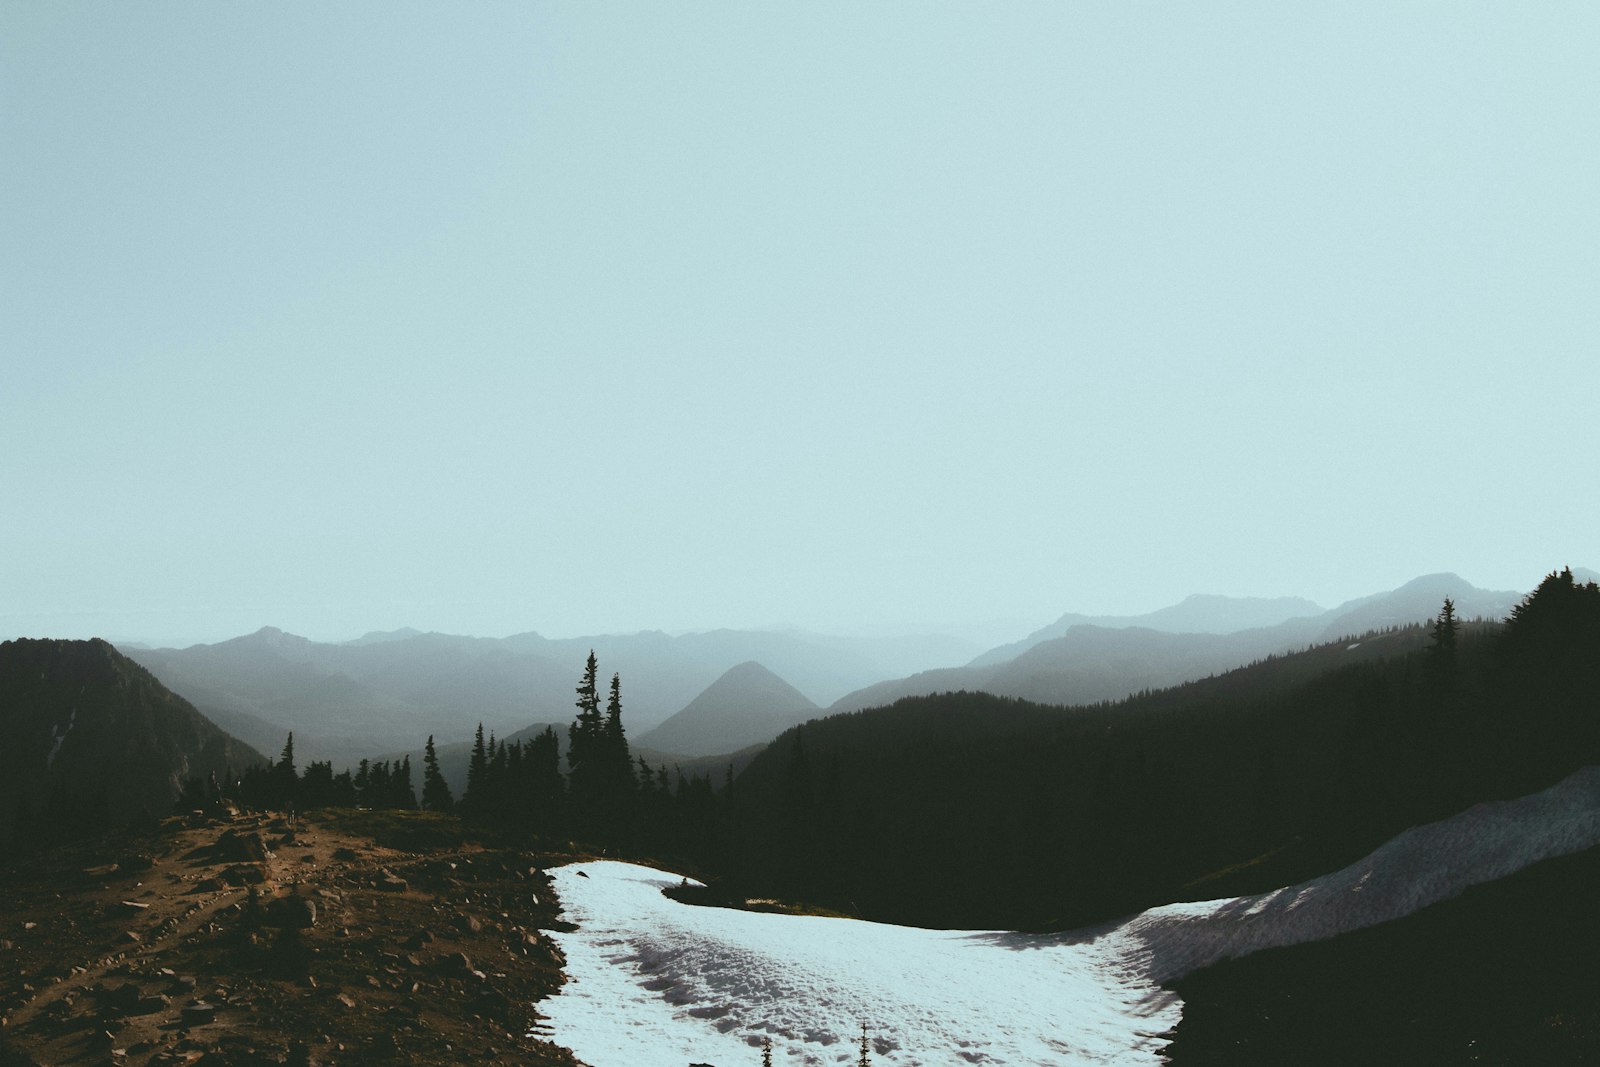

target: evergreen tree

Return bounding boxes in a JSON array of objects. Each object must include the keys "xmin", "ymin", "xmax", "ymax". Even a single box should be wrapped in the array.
[
  {"xmin": 857, "ymin": 1022, "xmax": 872, "ymax": 1066},
  {"xmin": 570, "ymin": 652, "xmax": 603, "ymax": 769},
  {"xmin": 1430, "ymin": 597, "xmax": 1459, "ymax": 665},
  {"xmin": 422, "ymin": 734, "xmax": 454, "ymax": 812},
  {"xmin": 271, "ymin": 732, "xmax": 298, "ymax": 809},
  {"xmin": 605, "ymin": 671, "xmax": 636, "ymax": 790},
  {"xmin": 569, "ymin": 651, "xmax": 605, "ymax": 813},
  {"xmin": 463, "ymin": 722, "xmax": 488, "ymax": 818},
  {"xmin": 527, "ymin": 725, "xmax": 564, "ymax": 830},
  {"xmin": 761, "ymin": 1037, "xmax": 773, "ymax": 1067},
  {"xmin": 396, "ymin": 755, "xmax": 417, "ymax": 809}
]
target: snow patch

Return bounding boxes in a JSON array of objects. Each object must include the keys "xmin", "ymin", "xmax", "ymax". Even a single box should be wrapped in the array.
[{"xmin": 543, "ymin": 765, "xmax": 1600, "ymax": 1065}]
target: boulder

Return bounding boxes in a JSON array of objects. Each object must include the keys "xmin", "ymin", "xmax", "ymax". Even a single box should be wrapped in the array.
[
  {"xmin": 269, "ymin": 896, "xmax": 317, "ymax": 929},
  {"xmin": 213, "ymin": 829, "xmax": 268, "ymax": 863}
]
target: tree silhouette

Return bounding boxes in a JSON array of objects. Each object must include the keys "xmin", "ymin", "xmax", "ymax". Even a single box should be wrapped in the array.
[
  {"xmin": 422, "ymin": 734, "xmax": 454, "ymax": 812},
  {"xmin": 1429, "ymin": 597, "xmax": 1459, "ymax": 666},
  {"xmin": 463, "ymin": 722, "xmax": 488, "ymax": 818}
]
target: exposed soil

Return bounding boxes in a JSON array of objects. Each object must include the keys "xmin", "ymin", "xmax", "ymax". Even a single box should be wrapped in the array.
[{"xmin": 0, "ymin": 809, "xmax": 586, "ymax": 1066}]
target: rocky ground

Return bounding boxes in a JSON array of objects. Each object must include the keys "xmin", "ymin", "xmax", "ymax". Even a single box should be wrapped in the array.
[{"xmin": 0, "ymin": 808, "xmax": 586, "ymax": 1066}]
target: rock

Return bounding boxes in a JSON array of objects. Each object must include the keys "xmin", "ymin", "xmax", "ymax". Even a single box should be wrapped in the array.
[
  {"xmin": 269, "ymin": 896, "xmax": 317, "ymax": 929},
  {"xmin": 130, "ymin": 993, "xmax": 170, "ymax": 1015},
  {"xmin": 454, "ymin": 914, "xmax": 483, "ymax": 934},
  {"xmin": 402, "ymin": 929, "xmax": 433, "ymax": 950},
  {"xmin": 220, "ymin": 863, "xmax": 264, "ymax": 886},
  {"xmin": 377, "ymin": 874, "xmax": 408, "ymax": 893},
  {"xmin": 335, "ymin": 993, "xmax": 356, "ymax": 1010},
  {"xmin": 180, "ymin": 1001, "xmax": 217, "ymax": 1026},
  {"xmin": 95, "ymin": 982, "xmax": 153, "ymax": 1015},
  {"xmin": 213, "ymin": 829, "xmax": 269, "ymax": 863}
]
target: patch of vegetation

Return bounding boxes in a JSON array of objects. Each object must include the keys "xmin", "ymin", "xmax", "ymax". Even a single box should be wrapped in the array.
[{"xmin": 312, "ymin": 808, "xmax": 469, "ymax": 853}]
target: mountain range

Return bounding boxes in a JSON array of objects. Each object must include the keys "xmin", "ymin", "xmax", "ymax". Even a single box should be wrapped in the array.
[
  {"xmin": 826, "ymin": 572, "xmax": 1525, "ymax": 715},
  {"xmin": 119, "ymin": 625, "xmax": 977, "ymax": 769},
  {"xmin": 107, "ymin": 570, "xmax": 1570, "ymax": 772}
]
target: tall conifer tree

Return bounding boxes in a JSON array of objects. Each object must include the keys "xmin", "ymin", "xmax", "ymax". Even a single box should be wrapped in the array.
[
  {"xmin": 422, "ymin": 734, "xmax": 454, "ymax": 812},
  {"xmin": 463, "ymin": 722, "xmax": 488, "ymax": 817},
  {"xmin": 569, "ymin": 651, "xmax": 604, "ymax": 810}
]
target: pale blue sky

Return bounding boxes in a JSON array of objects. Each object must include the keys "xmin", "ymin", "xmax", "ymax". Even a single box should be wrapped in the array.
[{"xmin": 4, "ymin": 4, "xmax": 1597, "ymax": 647}]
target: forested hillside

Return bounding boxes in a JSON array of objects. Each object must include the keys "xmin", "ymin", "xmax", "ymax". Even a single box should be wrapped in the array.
[
  {"xmin": 0, "ymin": 638, "xmax": 265, "ymax": 852},
  {"xmin": 725, "ymin": 570, "xmax": 1600, "ymax": 930}
]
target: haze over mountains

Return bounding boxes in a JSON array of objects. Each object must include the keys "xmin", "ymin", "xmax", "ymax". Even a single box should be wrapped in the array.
[
  {"xmin": 119, "ymin": 626, "xmax": 976, "ymax": 769},
  {"xmin": 105, "ymin": 570, "xmax": 1571, "ymax": 774},
  {"xmin": 828, "ymin": 572, "xmax": 1527, "ymax": 715}
]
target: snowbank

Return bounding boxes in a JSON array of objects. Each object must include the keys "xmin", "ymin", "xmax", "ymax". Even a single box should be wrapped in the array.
[{"xmin": 542, "ymin": 765, "xmax": 1600, "ymax": 1065}]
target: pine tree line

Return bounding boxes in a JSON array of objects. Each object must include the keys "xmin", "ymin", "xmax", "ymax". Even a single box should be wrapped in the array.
[
  {"xmin": 178, "ymin": 732, "xmax": 418, "ymax": 815},
  {"xmin": 172, "ymin": 649, "xmax": 735, "ymax": 869},
  {"xmin": 447, "ymin": 650, "xmax": 734, "ymax": 866}
]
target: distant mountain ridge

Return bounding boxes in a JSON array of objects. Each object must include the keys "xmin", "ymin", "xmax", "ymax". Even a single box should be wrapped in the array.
[
  {"xmin": 638, "ymin": 661, "xmax": 820, "ymax": 758},
  {"xmin": 970, "ymin": 593, "xmax": 1326, "ymax": 667},
  {"xmin": 831, "ymin": 573, "xmax": 1526, "ymax": 715},
  {"xmin": 0, "ymin": 638, "xmax": 265, "ymax": 845},
  {"xmin": 120, "ymin": 625, "xmax": 979, "ymax": 769},
  {"xmin": 111, "ymin": 570, "xmax": 1559, "ymax": 770}
]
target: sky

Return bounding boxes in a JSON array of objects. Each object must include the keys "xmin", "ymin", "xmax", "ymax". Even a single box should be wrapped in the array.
[{"xmin": 4, "ymin": 4, "xmax": 1598, "ymax": 648}]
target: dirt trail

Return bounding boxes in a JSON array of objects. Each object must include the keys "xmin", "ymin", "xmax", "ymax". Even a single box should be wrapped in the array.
[{"xmin": 0, "ymin": 809, "xmax": 585, "ymax": 1066}]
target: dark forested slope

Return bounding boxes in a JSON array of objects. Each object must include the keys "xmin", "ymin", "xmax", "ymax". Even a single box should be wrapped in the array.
[
  {"xmin": 727, "ymin": 570, "xmax": 1600, "ymax": 931},
  {"xmin": 0, "ymin": 638, "xmax": 265, "ymax": 851},
  {"xmin": 1163, "ymin": 843, "xmax": 1600, "ymax": 1065}
]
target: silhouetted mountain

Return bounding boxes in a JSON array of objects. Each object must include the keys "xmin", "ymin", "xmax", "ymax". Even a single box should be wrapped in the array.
[
  {"xmin": 0, "ymin": 638, "xmax": 265, "ymax": 848},
  {"xmin": 638, "ymin": 662, "xmax": 820, "ymax": 758},
  {"xmin": 836, "ymin": 573, "xmax": 1525, "ymax": 714}
]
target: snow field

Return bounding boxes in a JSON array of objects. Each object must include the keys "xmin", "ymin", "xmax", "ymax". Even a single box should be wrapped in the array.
[{"xmin": 542, "ymin": 765, "xmax": 1600, "ymax": 1066}]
